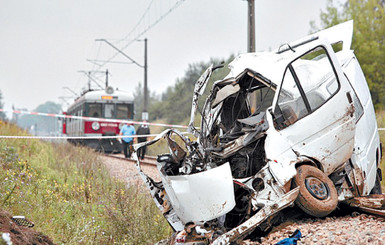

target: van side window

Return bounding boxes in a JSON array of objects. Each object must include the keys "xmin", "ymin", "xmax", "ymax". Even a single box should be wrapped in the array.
[
  {"xmin": 275, "ymin": 46, "xmax": 340, "ymax": 129},
  {"xmin": 276, "ymin": 69, "xmax": 307, "ymax": 126},
  {"xmin": 292, "ymin": 47, "xmax": 339, "ymax": 111}
]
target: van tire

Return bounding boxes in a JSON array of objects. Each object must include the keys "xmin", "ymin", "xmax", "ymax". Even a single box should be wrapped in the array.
[{"xmin": 293, "ymin": 165, "xmax": 338, "ymax": 217}]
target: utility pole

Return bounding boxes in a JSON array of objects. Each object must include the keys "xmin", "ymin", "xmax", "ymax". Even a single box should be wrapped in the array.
[
  {"xmin": 246, "ymin": 0, "xmax": 256, "ymax": 113},
  {"xmin": 247, "ymin": 0, "xmax": 256, "ymax": 52},
  {"xmin": 105, "ymin": 69, "xmax": 109, "ymax": 88},
  {"xmin": 88, "ymin": 71, "xmax": 91, "ymax": 90},
  {"xmin": 143, "ymin": 38, "xmax": 148, "ymax": 121}
]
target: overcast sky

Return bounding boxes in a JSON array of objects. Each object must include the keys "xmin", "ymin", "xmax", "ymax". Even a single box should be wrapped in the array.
[{"xmin": 0, "ymin": 0, "xmax": 328, "ymax": 114}]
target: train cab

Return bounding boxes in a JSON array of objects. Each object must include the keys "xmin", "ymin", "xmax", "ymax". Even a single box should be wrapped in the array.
[{"xmin": 65, "ymin": 87, "xmax": 134, "ymax": 153}]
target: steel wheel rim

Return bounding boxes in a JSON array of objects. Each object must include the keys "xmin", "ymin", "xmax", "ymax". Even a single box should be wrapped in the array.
[{"xmin": 305, "ymin": 176, "xmax": 329, "ymax": 200}]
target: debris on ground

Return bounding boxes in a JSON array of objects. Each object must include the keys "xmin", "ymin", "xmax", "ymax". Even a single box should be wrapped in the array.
[
  {"xmin": 258, "ymin": 212, "xmax": 385, "ymax": 244},
  {"xmin": 274, "ymin": 229, "xmax": 301, "ymax": 245},
  {"xmin": 0, "ymin": 210, "xmax": 54, "ymax": 245}
]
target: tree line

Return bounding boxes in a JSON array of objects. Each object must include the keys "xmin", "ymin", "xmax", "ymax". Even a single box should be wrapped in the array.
[{"xmin": 311, "ymin": 0, "xmax": 384, "ymax": 110}]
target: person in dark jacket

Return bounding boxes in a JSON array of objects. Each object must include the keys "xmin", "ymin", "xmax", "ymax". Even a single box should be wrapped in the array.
[{"xmin": 136, "ymin": 120, "xmax": 150, "ymax": 160}]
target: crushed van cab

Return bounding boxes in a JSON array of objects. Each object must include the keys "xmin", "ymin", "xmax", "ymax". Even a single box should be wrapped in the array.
[{"xmin": 133, "ymin": 21, "xmax": 383, "ymax": 244}]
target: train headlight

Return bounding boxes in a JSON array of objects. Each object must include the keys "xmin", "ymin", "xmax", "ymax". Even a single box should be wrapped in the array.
[{"xmin": 91, "ymin": 122, "xmax": 100, "ymax": 131}]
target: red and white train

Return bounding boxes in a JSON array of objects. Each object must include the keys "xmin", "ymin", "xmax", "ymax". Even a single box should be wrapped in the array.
[{"xmin": 63, "ymin": 87, "xmax": 134, "ymax": 153}]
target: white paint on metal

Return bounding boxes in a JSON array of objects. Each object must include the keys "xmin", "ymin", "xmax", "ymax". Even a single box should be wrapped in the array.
[{"xmin": 160, "ymin": 162, "xmax": 235, "ymax": 224}]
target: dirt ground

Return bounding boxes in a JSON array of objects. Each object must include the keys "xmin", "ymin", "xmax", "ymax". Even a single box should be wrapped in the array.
[
  {"xmin": 100, "ymin": 154, "xmax": 160, "ymax": 186},
  {"xmin": 247, "ymin": 209, "xmax": 385, "ymax": 244},
  {"xmin": 0, "ymin": 210, "xmax": 54, "ymax": 245}
]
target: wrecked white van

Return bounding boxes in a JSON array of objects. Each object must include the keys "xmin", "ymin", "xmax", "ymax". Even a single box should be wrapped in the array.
[{"xmin": 133, "ymin": 21, "xmax": 383, "ymax": 244}]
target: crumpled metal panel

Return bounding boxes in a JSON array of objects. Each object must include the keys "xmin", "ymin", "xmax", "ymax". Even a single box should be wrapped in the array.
[
  {"xmin": 188, "ymin": 65, "xmax": 213, "ymax": 137},
  {"xmin": 160, "ymin": 162, "xmax": 235, "ymax": 224},
  {"xmin": 346, "ymin": 194, "xmax": 385, "ymax": 217},
  {"xmin": 347, "ymin": 194, "xmax": 385, "ymax": 210}
]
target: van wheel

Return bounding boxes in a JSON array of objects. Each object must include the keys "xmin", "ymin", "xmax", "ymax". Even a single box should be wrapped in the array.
[{"xmin": 293, "ymin": 165, "xmax": 338, "ymax": 217}]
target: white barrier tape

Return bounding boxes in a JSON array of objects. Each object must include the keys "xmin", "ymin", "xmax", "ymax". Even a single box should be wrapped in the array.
[
  {"xmin": 0, "ymin": 128, "xmax": 382, "ymax": 139},
  {"xmin": 0, "ymin": 108, "xmax": 188, "ymax": 129},
  {"xmin": 0, "ymin": 134, "xmax": 159, "ymax": 140},
  {"xmin": 0, "ymin": 132, "xmax": 193, "ymax": 140}
]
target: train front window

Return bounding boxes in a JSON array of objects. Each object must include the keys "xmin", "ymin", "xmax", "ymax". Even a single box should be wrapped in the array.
[
  {"xmin": 117, "ymin": 104, "xmax": 133, "ymax": 119},
  {"xmin": 104, "ymin": 104, "xmax": 114, "ymax": 118},
  {"xmin": 88, "ymin": 104, "xmax": 102, "ymax": 118}
]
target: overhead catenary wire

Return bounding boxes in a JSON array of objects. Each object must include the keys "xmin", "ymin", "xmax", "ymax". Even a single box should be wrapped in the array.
[
  {"xmin": 87, "ymin": 59, "xmax": 134, "ymax": 66},
  {"xmin": 122, "ymin": 0, "xmax": 156, "ymax": 41},
  {"xmin": 91, "ymin": 41, "xmax": 103, "ymax": 70},
  {"xmin": 94, "ymin": 0, "xmax": 187, "ymax": 69},
  {"xmin": 0, "ymin": 134, "xmax": 160, "ymax": 140}
]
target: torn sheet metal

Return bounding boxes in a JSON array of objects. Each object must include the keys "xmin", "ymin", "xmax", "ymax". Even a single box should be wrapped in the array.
[
  {"xmin": 346, "ymin": 194, "xmax": 385, "ymax": 217},
  {"xmin": 212, "ymin": 187, "xmax": 299, "ymax": 245},
  {"xmin": 188, "ymin": 65, "xmax": 213, "ymax": 137},
  {"xmin": 347, "ymin": 194, "xmax": 385, "ymax": 210}
]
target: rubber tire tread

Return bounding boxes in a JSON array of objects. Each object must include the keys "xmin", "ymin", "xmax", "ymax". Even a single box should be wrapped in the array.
[{"xmin": 293, "ymin": 165, "xmax": 338, "ymax": 218}]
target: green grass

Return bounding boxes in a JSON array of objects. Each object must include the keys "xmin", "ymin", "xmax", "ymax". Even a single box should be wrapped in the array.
[{"xmin": 0, "ymin": 121, "xmax": 171, "ymax": 244}]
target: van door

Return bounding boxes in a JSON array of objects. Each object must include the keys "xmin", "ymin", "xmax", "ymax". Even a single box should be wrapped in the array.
[
  {"xmin": 342, "ymin": 56, "xmax": 381, "ymax": 195},
  {"xmin": 272, "ymin": 41, "xmax": 356, "ymax": 175}
]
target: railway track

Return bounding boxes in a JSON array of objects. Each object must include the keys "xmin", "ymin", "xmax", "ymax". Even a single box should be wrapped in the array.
[{"xmin": 103, "ymin": 153, "xmax": 158, "ymax": 168}]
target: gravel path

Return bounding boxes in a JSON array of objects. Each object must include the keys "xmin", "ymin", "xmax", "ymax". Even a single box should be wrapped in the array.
[
  {"xmin": 100, "ymin": 154, "xmax": 160, "ymax": 187},
  {"xmin": 100, "ymin": 155, "xmax": 385, "ymax": 244},
  {"xmin": 258, "ymin": 212, "xmax": 385, "ymax": 244}
]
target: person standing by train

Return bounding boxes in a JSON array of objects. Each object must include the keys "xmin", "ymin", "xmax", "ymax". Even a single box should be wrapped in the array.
[
  {"xmin": 119, "ymin": 122, "xmax": 136, "ymax": 158},
  {"xmin": 136, "ymin": 120, "xmax": 150, "ymax": 160}
]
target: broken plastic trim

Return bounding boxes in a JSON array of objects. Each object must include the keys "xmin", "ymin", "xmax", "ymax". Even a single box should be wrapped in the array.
[{"xmin": 12, "ymin": 216, "xmax": 34, "ymax": 227}]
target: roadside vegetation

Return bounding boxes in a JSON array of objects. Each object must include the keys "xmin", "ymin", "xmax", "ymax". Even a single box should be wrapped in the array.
[
  {"xmin": 310, "ymin": 0, "xmax": 385, "ymax": 110},
  {"xmin": 0, "ymin": 121, "xmax": 171, "ymax": 244}
]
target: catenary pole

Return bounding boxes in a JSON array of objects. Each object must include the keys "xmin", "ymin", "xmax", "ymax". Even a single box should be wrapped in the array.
[
  {"xmin": 143, "ymin": 38, "xmax": 148, "ymax": 120},
  {"xmin": 247, "ymin": 0, "xmax": 256, "ymax": 52},
  {"xmin": 246, "ymin": 0, "xmax": 257, "ymax": 113}
]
